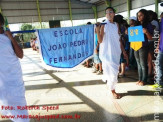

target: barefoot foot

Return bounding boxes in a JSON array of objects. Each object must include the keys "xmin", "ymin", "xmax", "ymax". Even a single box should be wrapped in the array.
[
  {"xmin": 111, "ymin": 90, "xmax": 121, "ymax": 99},
  {"xmin": 138, "ymin": 81, "xmax": 146, "ymax": 86},
  {"xmin": 136, "ymin": 80, "xmax": 141, "ymax": 85}
]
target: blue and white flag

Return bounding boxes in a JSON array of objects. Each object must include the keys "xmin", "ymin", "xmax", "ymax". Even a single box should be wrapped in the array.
[{"xmin": 37, "ymin": 25, "xmax": 94, "ymax": 70}]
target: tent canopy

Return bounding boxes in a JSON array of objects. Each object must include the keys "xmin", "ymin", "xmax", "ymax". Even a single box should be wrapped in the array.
[{"xmin": 0, "ymin": 0, "xmax": 162, "ymax": 24}]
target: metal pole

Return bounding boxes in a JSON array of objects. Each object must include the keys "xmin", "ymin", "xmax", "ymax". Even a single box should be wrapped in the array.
[
  {"xmin": 127, "ymin": 0, "xmax": 131, "ymax": 21},
  {"xmin": 68, "ymin": 0, "xmax": 73, "ymax": 26},
  {"xmin": 92, "ymin": 5, "xmax": 97, "ymax": 22},
  {"xmin": 155, "ymin": 0, "xmax": 158, "ymax": 15},
  {"xmin": 36, "ymin": 0, "xmax": 42, "ymax": 28}
]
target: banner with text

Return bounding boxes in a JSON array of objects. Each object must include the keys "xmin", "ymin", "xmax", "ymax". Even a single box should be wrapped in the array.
[
  {"xmin": 128, "ymin": 25, "xmax": 145, "ymax": 51},
  {"xmin": 38, "ymin": 25, "xmax": 94, "ymax": 69},
  {"xmin": 128, "ymin": 25, "xmax": 145, "ymax": 42}
]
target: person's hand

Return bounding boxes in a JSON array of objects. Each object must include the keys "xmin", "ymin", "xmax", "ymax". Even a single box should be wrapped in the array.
[
  {"xmin": 95, "ymin": 22, "xmax": 101, "ymax": 32},
  {"xmin": 125, "ymin": 29, "xmax": 128, "ymax": 35},
  {"xmin": 143, "ymin": 28, "xmax": 148, "ymax": 34},
  {"xmin": 123, "ymin": 51, "xmax": 128, "ymax": 59},
  {"xmin": 95, "ymin": 49, "xmax": 98, "ymax": 54},
  {"xmin": 5, "ymin": 30, "xmax": 13, "ymax": 40}
]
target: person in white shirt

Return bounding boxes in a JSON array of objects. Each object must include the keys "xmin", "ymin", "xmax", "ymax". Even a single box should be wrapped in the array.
[
  {"xmin": 0, "ymin": 13, "xmax": 29, "ymax": 122},
  {"xmin": 96, "ymin": 7, "xmax": 127, "ymax": 99}
]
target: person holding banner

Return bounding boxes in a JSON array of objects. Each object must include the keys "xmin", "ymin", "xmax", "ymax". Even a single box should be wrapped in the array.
[
  {"xmin": 92, "ymin": 27, "xmax": 103, "ymax": 75},
  {"xmin": 84, "ymin": 22, "xmax": 93, "ymax": 68},
  {"xmin": 0, "ymin": 13, "xmax": 29, "ymax": 122},
  {"xmin": 135, "ymin": 9, "xmax": 153, "ymax": 86},
  {"xmin": 96, "ymin": 7, "xmax": 127, "ymax": 99},
  {"xmin": 129, "ymin": 16, "xmax": 138, "ymax": 70}
]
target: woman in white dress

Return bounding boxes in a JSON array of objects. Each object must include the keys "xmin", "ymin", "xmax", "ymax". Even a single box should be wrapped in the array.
[
  {"xmin": 0, "ymin": 13, "xmax": 29, "ymax": 122},
  {"xmin": 96, "ymin": 7, "xmax": 127, "ymax": 99}
]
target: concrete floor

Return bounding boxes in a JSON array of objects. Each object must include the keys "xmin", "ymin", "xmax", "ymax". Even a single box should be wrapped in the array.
[{"xmin": 1, "ymin": 48, "xmax": 163, "ymax": 122}]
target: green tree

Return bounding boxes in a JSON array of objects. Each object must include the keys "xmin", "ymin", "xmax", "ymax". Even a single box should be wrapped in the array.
[{"xmin": 20, "ymin": 24, "xmax": 36, "ymax": 42}]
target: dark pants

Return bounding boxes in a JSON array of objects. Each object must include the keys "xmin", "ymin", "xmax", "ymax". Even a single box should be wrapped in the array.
[
  {"xmin": 134, "ymin": 46, "xmax": 148, "ymax": 82},
  {"xmin": 129, "ymin": 48, "xmax": 137, "ymax": 68},
  {"xmin": 156, "ymin": 52, "xmax": 163, "ymax": 86}
]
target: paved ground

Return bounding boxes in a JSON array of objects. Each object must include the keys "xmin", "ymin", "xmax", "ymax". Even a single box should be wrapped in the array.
[{"xmin": 1, "ymin": 48, "xmax": 163, "ymax": 122}]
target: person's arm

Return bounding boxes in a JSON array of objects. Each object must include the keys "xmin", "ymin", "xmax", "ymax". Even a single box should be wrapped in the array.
[
  {"xmin": 95, "ymin": 43, "xmax": 99, "ymax": 54},
  {"xmin": 117, "ymin": 23, "xmax": 128, "ymax": 58},
  {"xmin": 143, "ymin": 28, "xmax": 153, "ymax": 40},
  {"xmin": 120, "ymin": 39, "xmax": 128, "ymax": 58},
  {"xmin": 5, "ymin": 31, "xmax": 24, "ymax": 59},
  {"xmin": 96, "ymin": 43, "xmax": 99, "ymax": 50},
  {"xmin": 96, "ymin": 23, "xmax": 104, "ymax": 43}
]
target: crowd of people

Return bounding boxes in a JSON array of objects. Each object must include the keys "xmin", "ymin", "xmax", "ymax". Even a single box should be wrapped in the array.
[
  {"xmin": 0, "ymin": 1, "xmax": 162, "ymax": 121},
  {"xmin": 82, "ymin": 7, "xmax": 163, "ymax": 98}
]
